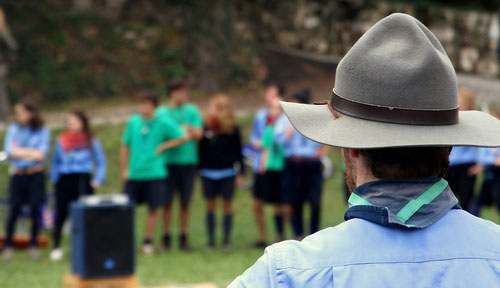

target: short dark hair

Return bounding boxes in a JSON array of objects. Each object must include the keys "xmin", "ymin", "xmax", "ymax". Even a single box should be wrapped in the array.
[
  {"xmin": 292, "ymin": 89, "xmax": 311, "ymax": 104},
  {"xmin": 138, "ymin": 90, "xmax": 159, "ymax": 107},
  {"xmin": 360, "ymin": 147, "xmax": 451, "ymax": 179},
  {"xmin": 167, "ymin": 79, "xmax": 187, "ymax": 95},
  {"xmin": 18, "ymin": 100, "xmax": 44, "ymax": 131},
  {"xmin": 267, "ymin": 83, "xmax": 286, "ymax": 98}
]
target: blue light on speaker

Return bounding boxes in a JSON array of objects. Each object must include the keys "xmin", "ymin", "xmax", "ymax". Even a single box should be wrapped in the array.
[{"xmin": 104, "ymin": 259, "xmax": 115, "ymax": 270}]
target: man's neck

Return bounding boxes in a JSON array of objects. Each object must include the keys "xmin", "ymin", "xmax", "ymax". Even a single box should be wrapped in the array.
[
  {"xmin": 169, "ymin": 98, "xmax": 183, "ymax": 108},
  {"xmin": 141, "ymin": 114, "xmax": 154, "ymax": 120}
]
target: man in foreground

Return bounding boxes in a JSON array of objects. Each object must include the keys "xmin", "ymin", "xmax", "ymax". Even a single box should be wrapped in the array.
[{"xmin": 230, "ymin": 13, "xmax": 500, "ymax": 287}]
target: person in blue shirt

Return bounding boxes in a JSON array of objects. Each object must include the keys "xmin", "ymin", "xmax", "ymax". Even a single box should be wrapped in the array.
[
  {"xmin": 446, "ymin": 89, "xmax": 481, "ymax": 212},
  {"xmin": 230, "ymin": 13, "xmax": 500, "ymax": 287},
  {"xmin": 2, "ymin": 100, "xmax": 50, "ymax": 260},
  {"xmin": 274, "ymin": 89, "xmax": 329, "ymax": 239},
  {"xmin": 49, "ymin": 110, "xmax": 107, "ymax": 261},
  {"xmin": 249, "ymin": 83, "xmax": 286, "ymax": 247}
]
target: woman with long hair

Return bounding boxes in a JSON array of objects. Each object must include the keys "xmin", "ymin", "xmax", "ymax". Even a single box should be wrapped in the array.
[
  {"xmin": 2, "ymin": 100, "xmax": 50, "ymax": 260},
  {"xmin": 199, "ymin": 94, "xmax": 244, "ymax": 250},
  {"xmin": 49, "ymin": 110, "xmax": 107, "ymax": 261}
]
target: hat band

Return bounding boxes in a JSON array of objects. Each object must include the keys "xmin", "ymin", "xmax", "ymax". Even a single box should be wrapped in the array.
[{"xmin": 330, "ymin": 92, "xmax": 459, "ymax": 125}]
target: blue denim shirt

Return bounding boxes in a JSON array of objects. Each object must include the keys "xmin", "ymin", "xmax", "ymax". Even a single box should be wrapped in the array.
[
  {"xmin": 3, "ymin": 123, "xmax": 51, "ymax": 169},
  {"xmin": 274, "ymin": 116, "xmax": 321, "ymax": 158},
  {"xmin": 50, "ymin": 138, "xmax": 107, "ymax": 185},
  {"xmin": 449, "ymin": 146, "xmax": 479, "ymax": 166},
  {"xmin": 230, "ymin": 179, "xmax": 500, "ymax": 287},
  {"xmin": 249, "ymin": 108, "xmax": 268, "ymax": 172}
]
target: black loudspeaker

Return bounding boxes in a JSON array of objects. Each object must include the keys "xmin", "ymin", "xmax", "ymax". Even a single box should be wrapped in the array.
[{"xmin": 71, "ymin": 197, "xmax": 135, "ymax": 279}]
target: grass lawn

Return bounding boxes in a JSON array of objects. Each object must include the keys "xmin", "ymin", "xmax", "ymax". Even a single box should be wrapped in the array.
[{"xmin": 0, "ymin": 115, "xmax": 498, "ymax": 287}]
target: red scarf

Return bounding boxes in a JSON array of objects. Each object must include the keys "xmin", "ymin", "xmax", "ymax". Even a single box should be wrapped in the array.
[
  {"xmin": 266, "ymin": 115, "xmax": 275, "ymax": 125},
  {"xmin": 206, "ymin": 116, "xmax": 221, "ymax": 133},
  {"xmin": 59, "ymin": 132, "xmax": 89, "ymax": 151}
]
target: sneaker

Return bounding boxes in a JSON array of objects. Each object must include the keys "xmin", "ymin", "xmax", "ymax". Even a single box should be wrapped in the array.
[
  {"xmin": 2, "ymin": 248, "xmax": 13, "ymax": 261},
  {"xmin": 141, "ymin": 243, "xmax": 154, "ymax": 256},
  {"xmin": 50, "ymin": 248, "xmax": 64, "ymax": 262},
  {"xmin": 28, "ymin": 247, "xmax": 40, "ymax": 259}
]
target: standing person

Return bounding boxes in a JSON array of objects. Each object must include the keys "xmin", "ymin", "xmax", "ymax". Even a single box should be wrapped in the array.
[
  {"xmin": 275, "ymin": 89, "xmax": 329, "ymax": 240},
  {"xmin": 120, "ymin": 91, "xmax": 187, "ymax": 255},
  {"xmin": 446, "ymin": 88, "xmax": 481, "ymax": 212},
  {"xmin": 258, "ymin": 100, "xmax": 286, "ymax": 242},
  {"xmin": 250, "ymin": 84, "xmax": 285, "ymax": 248},
  {"xmin": 49, "ymin": 110, "xmax": 107, "ymax": 261},
  {"xmin": 231, "ymin": 14, "xmax": 500, "ymax": 287},
  {"xmin": 199, "ymin": 94, "xmax": 244, "ymax": 251},
  {"xmin": 156, "ymin": 80, "xmax": 203, "ymax": 251},
  {"xmin": 2, "ymin": 100, "xmax": 50, "ymax": 260}
]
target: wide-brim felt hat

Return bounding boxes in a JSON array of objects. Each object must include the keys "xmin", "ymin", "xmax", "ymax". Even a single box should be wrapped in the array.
[{"xmin": 281, "ymin": 13, "xmax": 500, "ymax": 149}]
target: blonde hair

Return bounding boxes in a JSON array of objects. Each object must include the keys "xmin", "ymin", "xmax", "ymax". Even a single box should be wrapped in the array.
[
  {"xmin": 458, "ymin": 88, "xmax": 476, "ymax": 111},
  {"xmin": 206, "ymin": 94, "xmax": 236, "ymax": 134}
]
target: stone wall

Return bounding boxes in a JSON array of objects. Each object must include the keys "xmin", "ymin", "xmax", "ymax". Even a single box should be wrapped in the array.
[{"xmin": 235, "ymin": 1, "xmax": 500, "ymax": 78}]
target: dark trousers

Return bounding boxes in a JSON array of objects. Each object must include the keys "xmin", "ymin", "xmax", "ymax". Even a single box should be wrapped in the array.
[
  {"xmin": 283, "ymin": 159, "xmax": 323, "ymax": 237},
  {"xmin": 476, "ymin": 166, "xmax": 500, "ymax": 213},
  {"xmin": 446, "ymin": 163, "xmax": 476, "ymax": 212},
  {"xmin": 5, "ymin": 172, "xmax": 46, "ymax": 247},
  {"xmin": 53, "ymin": 173, "xmax": 93, "ymax": 248}
]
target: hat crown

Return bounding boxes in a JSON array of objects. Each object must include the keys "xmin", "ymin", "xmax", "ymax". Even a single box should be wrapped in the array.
[{"xmin": 334, "ymin": 13, "xmax": 458, "ymax": 110}]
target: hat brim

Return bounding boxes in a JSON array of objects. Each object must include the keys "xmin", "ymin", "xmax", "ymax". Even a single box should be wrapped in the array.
[{"xmin": 281, "ymin": 101, "xmax": 500, "ymax": 149}]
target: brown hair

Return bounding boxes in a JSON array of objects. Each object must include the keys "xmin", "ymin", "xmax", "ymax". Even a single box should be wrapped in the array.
[
  {"xmin": 167, "ymin": 79, "xmax": 187, "ymax": 95},
  {"xmin": 69, "ymin": 110, "xmax": 93, "ymax": 144},
  {"xmin": 137, "ymin": 90, "xmax": 159, "ymax": 107},
  {"xmin": 360, "ymin": 147, "xmax": 451, "ymax": 179},
  {"xmin": 18, "ymin": 100, "xmax": 44, "ymax": 131},
  {"xmin": 206, "ymin": 94, "xmax": 236, "ymax": 134}
]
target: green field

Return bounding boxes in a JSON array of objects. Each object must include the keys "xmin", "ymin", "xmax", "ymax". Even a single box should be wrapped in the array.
[{"xmin": 0, "ymin": 116, "xmax": 498, "ymax": 287}]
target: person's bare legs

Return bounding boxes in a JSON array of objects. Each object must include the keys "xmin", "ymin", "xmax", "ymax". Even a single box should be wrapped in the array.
[
  {"xmin": 179, "ymin": 203, "xmax": 191, "ymax": 250},
  {"xmin": 282, "ymin": 203, "xmax": 292, "ymax": 236},
  {"xmin": 143, "ymin": 207, "xmax": 157, "ymax": 255},
  {"xmin": 253, "ymin": 198, "xmax": 267, "ymax": 245},
  {"xmin": 162, "ymin": 204, "xmax": 172, "ymax": 250}
]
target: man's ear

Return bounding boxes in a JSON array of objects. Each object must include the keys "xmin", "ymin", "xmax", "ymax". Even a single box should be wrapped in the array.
[{"xmin": 349, "ymin": 149, "xmax": 360, "ymax": 158}]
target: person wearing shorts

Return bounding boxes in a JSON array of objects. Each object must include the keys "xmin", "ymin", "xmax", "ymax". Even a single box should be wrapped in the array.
[
  {"xmin": 249, "ymin": 83, "xmax": 285, "ymax": 248},
  {"xmin": 258, "ymin": 99, "xmax": 286, "ymax": 241},
  {"xmin": 199, "ymin": 94, "xmax": 244, "ymax": 250},
  {"xmin": 120, "ymin": 91, "xmax": 186, "ymax": 255},
  {"xmin": 156, "ymin": 80, "xmax": 203, "ymax": 250}
]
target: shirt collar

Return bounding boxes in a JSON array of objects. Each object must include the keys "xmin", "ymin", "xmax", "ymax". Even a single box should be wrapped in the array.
[{"xmin": 344, "ymin": 178, "xmax": 460, "ymax": 229}]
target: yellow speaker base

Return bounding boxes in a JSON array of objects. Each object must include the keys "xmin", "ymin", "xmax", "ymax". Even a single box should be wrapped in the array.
[{"xmin": 63, "ymin": 274, "xmax": 137, "ymax": 288}]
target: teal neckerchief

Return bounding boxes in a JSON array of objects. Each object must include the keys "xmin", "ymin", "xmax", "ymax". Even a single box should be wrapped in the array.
[{"xmin": 345, "ymin": 178, "xmax": 460, "ymax": 229}]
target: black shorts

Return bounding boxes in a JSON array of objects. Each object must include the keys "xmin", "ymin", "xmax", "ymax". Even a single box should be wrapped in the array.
[
  {"xmin": 281, "ymin": 159, "xmax": 323, "ymax": 206},
  {"xmin": 265, "ymin": 171, "xmax": 283, "ymax": 204},
  {"xmin": 9, "ymin": 172, "xmax": 46, "ymax": 207},
  {"xmin": 125, "ymin": 179, "xmax": 166, "ymax": 209},
  {"xmin": 202, "ymin": 176, "xmax": 235, "ymax": 200},
  {"xmin": 253, "ymin": 173, "xmax": 267, "ymax": 200},
  {"xmin": 165, "ymin": 165, "xmax": 196, "ymax": 206}
]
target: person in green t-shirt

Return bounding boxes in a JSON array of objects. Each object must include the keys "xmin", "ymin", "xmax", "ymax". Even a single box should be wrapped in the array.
[
  {"xmin": 258, "ymin": 99, "xmax": 286, "ymax": 241},
  {"xmin": 155, "ymin": 80, "xmax": 203, "ymax": 251},
  {"xmin": 120, "ymin": 91, "xmax": 187, "ymax": 255}
]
